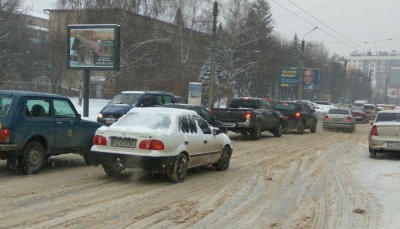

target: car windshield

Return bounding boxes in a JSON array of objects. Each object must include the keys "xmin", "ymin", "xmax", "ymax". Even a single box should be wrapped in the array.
[
  {"xmin": 328, "ymin": 109, "xmax": 349, "ymax": 115},
  {"xmin": 113, "ymin": 112, "xmax": 171, "ymax": 129},
  {"xmin": 111, "ymin": 93, "xmax": 142, "ymax": 106},
  {"xmin": 375, "ymin": 113, "xmax": 400, "ymax": 122}
]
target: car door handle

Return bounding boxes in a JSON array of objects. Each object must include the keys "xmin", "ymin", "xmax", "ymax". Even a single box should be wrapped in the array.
[
  {"xmin": 57, "ymin": 121, "xmax": 62, "ymax": 124},
  {"xmin": 204, "ymin": 140, "xmax": 207, "ymax": 144}
]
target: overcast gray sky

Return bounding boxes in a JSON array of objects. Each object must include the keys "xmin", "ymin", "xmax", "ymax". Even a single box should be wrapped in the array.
[{"xmin": 24, "ymin": 0, "xmax": 400, "ymax": 57}]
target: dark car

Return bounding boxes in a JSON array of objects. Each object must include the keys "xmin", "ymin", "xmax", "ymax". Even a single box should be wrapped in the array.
[
  {"xmin": 274, "ymin": 101, "xmax": 317, "ymax": 134},
  {"xmin": 351, "ymin": 107, "xmax": 369, "ymax": 123},
  {"xmin": 160, "ymin": 103, "xmax": 227, "ymax": 133},
  {"xmin": 97, "ymin": 91, "xmax": 176, "ymax": 126},
  {"xmin": 0, "ymin": 90, "xmax": 103, "ymax": 174}
]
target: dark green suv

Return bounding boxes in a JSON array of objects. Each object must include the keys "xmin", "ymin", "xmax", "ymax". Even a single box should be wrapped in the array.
[
  {"xmin": 274, "ymin": 101, "xmax": 317, "ymax": 134},
  {"xmin": 0, "ymin": 90, "xmax": 102, "ymax": 174}
]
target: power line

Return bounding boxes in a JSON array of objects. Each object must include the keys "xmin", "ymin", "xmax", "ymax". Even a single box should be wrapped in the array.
[
  {"xmin": 271, "ymin": 0, "xmax": 366, "ymax": 53},
  {"xmin": 286, "ymin": 0, "xmax": 368, "ymax": 52}
]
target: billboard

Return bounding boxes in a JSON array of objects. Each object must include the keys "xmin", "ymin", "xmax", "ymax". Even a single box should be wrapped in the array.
[
  {"xmin": 67, "ymin": 24, "xmax": 120, "ymax": 71},
  {"xmin": 188, "ymin": 82, "xmax": 202, "ymax": 105},
  {"xmin": 301, "ymin": 68, "xmax": 320, "ymax": 90},
  {"xmin": 278, "ymin": 67, "xmax": 300, "ymax": 87}
]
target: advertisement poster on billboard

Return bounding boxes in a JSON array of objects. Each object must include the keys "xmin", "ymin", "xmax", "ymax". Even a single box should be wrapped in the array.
[
  {"xmin": 188, "ymin": 82, "xmax": 202, "ymax": 105},
  {"xmin": 302, "ymin": 68, "xmax": 320, "ymax": 90},
  {"xmin": 278, "ymin": 67, "xmax": 300, "ymax": 88},
  {"xmin": 67, "ymin": 24, "xmax": 120, "ymax": 71}
]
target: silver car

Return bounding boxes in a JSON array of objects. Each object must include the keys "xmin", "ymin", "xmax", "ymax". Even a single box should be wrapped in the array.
[
  {"xmin": 368, "ymin": 110, "xmax": 400, "ymax": 158},
  {"xmin": 323, "ymin": 108, "xmax": 356, "ymax": 133}
]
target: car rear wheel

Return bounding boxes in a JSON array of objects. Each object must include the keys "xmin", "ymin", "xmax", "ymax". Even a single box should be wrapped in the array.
[
  {"xmin": 297, "ymin": 122, "xmax": 305, "ymax": 134},
  {"xmin": 273, "ymin": 124, "xmax": 283, "ymax": 137},
  {"xmin": 170, "ymin": 153, "xmax": 188, "ymax": 183},
  {"xmin": 102, "ymin": 164, "xmax": 123, "ymax": 176},
  {"xmin": 18, "ymin": 141, "xmax": 46, "ymax": 175},
  {"xmin": 251, "ymin": 123, "xmax": 261, "ymax": 140},
  {"xmin": 310, "ymin": 122, "xmax": 317, "ymax": 133},
  {"xmin": 214, "ymin": 146, "xmax": 231, "ymax": 171}
]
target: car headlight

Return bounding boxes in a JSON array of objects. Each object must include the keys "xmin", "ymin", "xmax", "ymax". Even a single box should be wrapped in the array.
[{"xmin": 97, "ymin": 113, "xmax": 103, "ymax": 119}]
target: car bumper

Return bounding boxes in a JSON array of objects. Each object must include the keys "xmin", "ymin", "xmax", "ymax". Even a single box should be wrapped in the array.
[
  {"xmin": 323, "ymin": 122, "xmax": 354, "ymax": 129},
  {"xmin": 369, "ymin": 137, "xmax": 400, "ymax": 152},
  {"xmin": 89, "ymin": 151, "xmax": 178, "ymax": 171},
  {"xmin": 0, "ymin": 144, "xmax": 18, "ymax": 151}
]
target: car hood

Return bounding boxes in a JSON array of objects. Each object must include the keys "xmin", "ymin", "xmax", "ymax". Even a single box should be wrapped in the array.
[{"xmin": 100, "ymin": 104, "xmax": 133, "ymax": 115}]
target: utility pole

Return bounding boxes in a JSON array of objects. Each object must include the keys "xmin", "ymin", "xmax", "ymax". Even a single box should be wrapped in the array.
[
  {"xmin": 208, "ymin": 1, "xmax": 218, "ymax": 109},
  {"xmin": 385, "ymin": 77, "xmax": 388, "ymax": 104},
  {"xmin": 343, "ymin": 59, "xmax": 347, "ymax": 104},
  {"xmin": 297, "ymin": 27, "xmax": 318, "ymax": 100}
]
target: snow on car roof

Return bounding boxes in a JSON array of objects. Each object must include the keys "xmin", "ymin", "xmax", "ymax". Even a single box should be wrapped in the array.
[{"xmin": 128, "ymin": 107, "xmax": 197, "ymax": 116}]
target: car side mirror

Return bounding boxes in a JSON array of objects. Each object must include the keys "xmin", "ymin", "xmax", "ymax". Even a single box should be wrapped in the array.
[
  {"xmin": 77, "ymin": 113, "xmax": 82, "ymax": 120},
  {"xmin": 213, "ymin": 128, "xmax": 220, "ymax": 135}
]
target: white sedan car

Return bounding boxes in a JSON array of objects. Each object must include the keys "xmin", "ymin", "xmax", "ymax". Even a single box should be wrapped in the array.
[
  {"xmin": 90, "ymin": 107, "xmax": 233, "ymax": 183},
  {"xmin": 369, "ymin": 110, "xmax": 400, "ymax": 158}
]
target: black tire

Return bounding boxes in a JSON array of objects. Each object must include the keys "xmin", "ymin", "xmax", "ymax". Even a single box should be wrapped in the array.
[
  {"xmin": 170, "ymin": 153, "xmax": 188, "ymax": 183},
  {"xmin": 251, "ymin": 123, "xmax": 261, "ymax": 140},
  {"xmin": 310, "ymin": 122, "xmax": 317, "ymax": 133},
  {"xmin": 369, "ymin": 152, "xmax": 376, "ymax": 158},
  {"xmin": 18, "ymin": 141, "xmax": 46, "ymax": 175},
  {"xmin": 273, "ymin": 124, "xmax": 283, "ymax": 137},
  {"xmin": 297, "ymin": 122, "xmax": 305, "ymax": 134},
  {"xmin": 215, "ymin": 146, "xmax": 231, "ymax": 171},
  {"xmin": 102, "ymin": 164, "xmax": 122, "ymax": 176},
  {"xmin": 83, "ymin": 153, "xmax": 92, "ymax": 165}
]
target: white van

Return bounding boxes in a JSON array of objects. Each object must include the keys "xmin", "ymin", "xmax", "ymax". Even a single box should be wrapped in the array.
[{"xmin": 353, "ymin": 100, "xmax": 368, "ymax": 108}]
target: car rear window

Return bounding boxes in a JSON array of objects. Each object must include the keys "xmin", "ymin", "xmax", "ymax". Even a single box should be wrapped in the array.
[
  {"xmin": 0, "ymin": 97, "xmax": 12, "ymax": 117},
  {"xmin": 230, "ymin": 99, "xmax": 259, "ymax": 109},
  {"xmin": 375, "ymin": 113, "xmax": 400, "ymax": 122},
  {"xmin": 328, "ymin": 109, "xmax": 349, "ymax": 115},
  {"xmin": 363, "ymin": 105, "xmax": 375, "ymax": 110},
  {"xmin": 274, "ymin": 103, "xmax": 296, "ymax": 112}
]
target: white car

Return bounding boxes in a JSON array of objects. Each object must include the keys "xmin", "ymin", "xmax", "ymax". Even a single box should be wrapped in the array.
[
  {"xmin": 90, "ymin": 107, "xmax": 233, "ymax": 183},
  {"xmin": 314, "ymin": 104, "xmax": 336, "ymax": 117},
  {"xmin": 368, "ymin": 110, "xmax": 400, "ymax": 158}
]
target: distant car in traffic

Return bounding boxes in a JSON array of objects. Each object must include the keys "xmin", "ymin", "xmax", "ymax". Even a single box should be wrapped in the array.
[
  {"xmin": 369, "ymin": 110, "xmax": 400, "ymax": 158},
  {"xmin": 159, "ymin": 103, "xmax": 227, "ymax": 133},
  {"xmin": 97, "ymin": 91, "xmax": 176, "ymax": 126},
  {"xmin": 323, "ymin": 108, "xmax": 356, "ymax": 133},
  {"xmin": 351, "ymin": 107, "xmax": 369, "ymax": 123},
  {"xmin": 363, "ymin": 104, "xmax": 378, "ymax": 120},
  {"xmin": 274, "ymin": 101, "xmax": 317, "ymax": 134},
  {"xmin": 90, "ymin": 107, "xmax": 233, "ymax": 183}
]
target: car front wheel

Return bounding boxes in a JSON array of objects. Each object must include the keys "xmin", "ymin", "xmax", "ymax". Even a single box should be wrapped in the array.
[
  {"xmin": 18, "ymin": 141, "xmax": 46, "ymax": 175},
  {"xmin": 214, "ymin": 146, "xmax": 231, "ymax": 171},
  {"xmin": 170, "ymin": 153, "xmax": 188, "ymax": 183}
]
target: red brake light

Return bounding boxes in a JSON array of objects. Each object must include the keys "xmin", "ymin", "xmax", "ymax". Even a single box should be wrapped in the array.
[
  {"xmin": 346, "ymin": 117, "xmax": 352, "ymax": 122},
  {"xmin": 370, "ymin": 125, "xmax": 378, "ymax": 136},
  {"xmin": 324, "ymin": 116, "xmax": 329, "ymax": 121},
  {"xmin": 93, "ymin": 135, "xmax": 107, "ymax": 146},
  {"xmin": 139, "ymin": 139, "xmax": 164, "ymax": 150},
  {"xmin": 0, "ymin": 129, "xmax": 11, "ymax": 143},
  {"xmin": 243, "ymin": 97, "xmax": 249, "ymax": 100},
  {"xmin": 295, "ymin": 112, "xmax": 301, "ymax": 120},
  {"xmin": 245, "ymin": 111, "xmax": 251, "ymax": 120}
]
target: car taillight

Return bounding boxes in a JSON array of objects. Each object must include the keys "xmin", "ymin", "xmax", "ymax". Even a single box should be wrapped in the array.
[
  {"xmin": 346, "ymin": 117, "xmax": 352, "ymax": 122},
  {"xmin": 245, "ymin": 111, "xmax": 251, "ymax": 120},
  {"xmin": 294, "ymin": 112, "xmax": 301, "ymax": 120},
  {"xmin": 93, "ymin": 135, "xmax": 107, "ymax": 146},
  {"xmin": 139, "ymin": 139, "xmax": 164, "ymax": 150},
  {"xmin": 370, "ymin": 125, "xmax": 378, "ymax": 136},
  {"xmin": 0, "ymin": 129, "xmax": 11, "ymax": 143},
  {"xmin": 324, "ymin": 116, "xmax": 329, "ymax": 121}
]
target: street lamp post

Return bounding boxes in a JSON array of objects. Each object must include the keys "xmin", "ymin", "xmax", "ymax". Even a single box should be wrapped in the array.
[
  {"xmin": 208, "ymin": 1, "xmax": 218, "ymax": 109},
  {"xmin": 297, "ymin": 26, "xmax": 318, "ymax": 100}
]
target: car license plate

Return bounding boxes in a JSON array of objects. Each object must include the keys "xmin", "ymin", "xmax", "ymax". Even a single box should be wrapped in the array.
[
  {"xmin": 223, "ymin": 122, "xmax": 235, "ymax": 127},
  {"xmin": 387, "ymin": 142, "xmax": 400, "ymax": 147},
  {"xmin": 333, "ymin": 118, "xmax": 342, "ymax": 121},
  {"xmin": 105, "ymin": 118, "xmax": 117, "ymax": 124},
  {"xmin": 282, "ymin": 116, "xmax": 289, "ymax": 120},
  {"xmin": 110, "ymin": 138, "xmax": 137, "ymax": 148}
]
